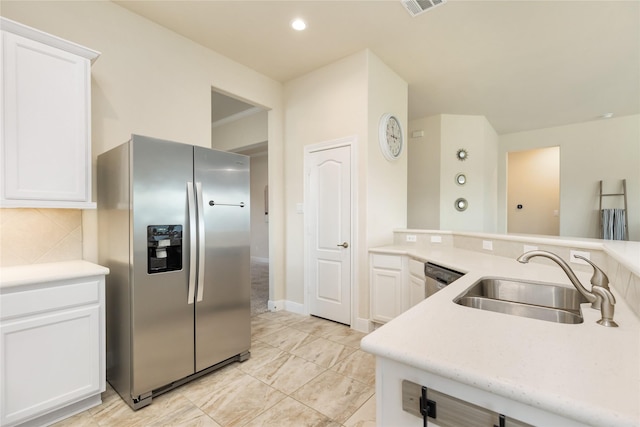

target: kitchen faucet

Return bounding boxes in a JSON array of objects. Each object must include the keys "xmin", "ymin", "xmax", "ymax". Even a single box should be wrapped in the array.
[{"xmin": 517, "ymin": 250, "xmax": 618, "ymax": 327}]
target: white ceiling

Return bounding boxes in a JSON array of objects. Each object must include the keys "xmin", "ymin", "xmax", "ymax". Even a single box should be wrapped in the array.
[{"xmin": 115, "ymin": 0, "xmax": 639, "ymax": 134}]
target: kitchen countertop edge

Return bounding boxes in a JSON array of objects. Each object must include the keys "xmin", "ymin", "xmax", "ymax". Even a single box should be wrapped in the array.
[{"xmin": 0, "ymin": 260, "xmax": 110, "ymax": 288}]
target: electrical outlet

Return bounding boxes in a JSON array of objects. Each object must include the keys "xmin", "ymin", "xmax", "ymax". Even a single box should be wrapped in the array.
[
  {"xmin": 406, "ymin": 234, "xmax": 417, "ymax": 242},
  {"xmin": 570, "ymin": 250, "xmax": 590, "ymax": 265},
  {"xmin": 523, "ymin": 244, "xmax": 538, "ymax": 253},
  {"xmin": 430, "ymin": 235, "xmax": 442, "ymax": 243},
  {"xmin": 482, "ymin": 240, "xmax": 493, "ymax": 251}
]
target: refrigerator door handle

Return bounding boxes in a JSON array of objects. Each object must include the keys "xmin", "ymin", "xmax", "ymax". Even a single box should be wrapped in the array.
[
  {"xmin": 187, "ymin": 181, "xmax": 197, "ymax": 304},
  {"xmin": 195, "ymin": 182, "xmax": 206, "ymax": 302}
]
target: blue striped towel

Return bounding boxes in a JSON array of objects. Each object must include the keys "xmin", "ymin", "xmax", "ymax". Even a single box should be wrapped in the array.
[{"xmin": 601, "ymin": 209, "xmax": 626, "ymax": 240}]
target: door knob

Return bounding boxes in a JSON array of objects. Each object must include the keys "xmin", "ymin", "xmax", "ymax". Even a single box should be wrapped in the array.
[{"xmin": 337, "ymin": 242, "xmax": 349, "ymax": 248}]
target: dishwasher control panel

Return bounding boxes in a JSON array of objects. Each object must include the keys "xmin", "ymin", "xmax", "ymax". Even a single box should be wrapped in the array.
[{"xmin": 424, "ymin": 262, "xmax": 464, "ymax": 284}]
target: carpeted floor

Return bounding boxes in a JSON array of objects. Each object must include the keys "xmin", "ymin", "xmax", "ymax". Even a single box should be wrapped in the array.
[{"xmin": 250, "ymin": 260, "xmax": 269, "ymax": 317}]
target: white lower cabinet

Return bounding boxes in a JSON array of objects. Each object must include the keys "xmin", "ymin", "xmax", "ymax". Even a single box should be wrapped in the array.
[
  {"xmin": 407, "ymin": 258, "xmax": 426, "ymax": 309},
  {"xmin": 0, "ymin": 273, "xmax": 106, "ymax": 427},
  {"xmin": 370, "ymin": 254, "xmax": 404, "ymax": 323},
  {"xmin": 371, "ymin": 254, "xmax": 427, "ymax": 324}
]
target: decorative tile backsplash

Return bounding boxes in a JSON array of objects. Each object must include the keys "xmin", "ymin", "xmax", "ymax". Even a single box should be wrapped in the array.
[{"xmin": 0, "ymin": 208, "xmax": 83, "ymax": 267}]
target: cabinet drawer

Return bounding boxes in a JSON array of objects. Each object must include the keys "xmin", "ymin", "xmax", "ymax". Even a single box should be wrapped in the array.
[
  {"xmin": 1, "ymin": 279, "xmax": 100, "ymax": 320},
  {"xmin": 409, "ymin": 259, "xmax": 425, "ymax": 278},
  {"xmin": 371, "ymin": 254, "xmax": 402, "ymax": 270}
]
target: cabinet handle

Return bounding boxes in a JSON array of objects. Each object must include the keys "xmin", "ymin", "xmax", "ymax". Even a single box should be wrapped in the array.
[
  {"xmin": 494, "ymin": 414, "xmax": 506, "ymax": 427},
  {"xmin": 337, "ymin": 242, "xmax": 349, "ymax": 248}
]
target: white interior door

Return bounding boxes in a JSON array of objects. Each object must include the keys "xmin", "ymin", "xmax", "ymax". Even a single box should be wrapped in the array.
[{"xmin": 306, "ymin": 144, "xmax": 352, "ymax": 325}]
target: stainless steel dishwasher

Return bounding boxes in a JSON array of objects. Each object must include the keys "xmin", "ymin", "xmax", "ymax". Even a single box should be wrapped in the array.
[{"xmin": 424, "ymin": 262, "xmax": 464, "ymax": 297}]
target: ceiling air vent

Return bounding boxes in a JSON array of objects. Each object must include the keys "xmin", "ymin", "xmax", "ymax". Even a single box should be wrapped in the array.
[{"xmin": 401, "ymin": 0, "xmax": 447, "ymax": 17}]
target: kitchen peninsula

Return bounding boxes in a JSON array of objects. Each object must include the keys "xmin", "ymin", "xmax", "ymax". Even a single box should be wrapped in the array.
[{"xmin": 361, "ymin": 230, "xmax": 640, "ymax": 427}]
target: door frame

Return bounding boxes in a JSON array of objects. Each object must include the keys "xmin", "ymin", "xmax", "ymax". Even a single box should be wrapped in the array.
[{"xmin": 303, "ymin": 136, "xmax": 358, "ymax": 327}]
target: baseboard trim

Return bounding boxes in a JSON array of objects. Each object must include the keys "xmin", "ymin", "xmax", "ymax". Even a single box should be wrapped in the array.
[
  {"xmin": 267, "ymin": 299, "xmax": 283, "ymax": 311},
  {"xmin": 353, "ymin": 317, "xmax": 373, "ymax": 333},
  {"xmin": 284, "ymin": 300, "xmax": 306, "ymax": 315},
  {"xmin": 267, "ymin": 299, "xmax": 306, "ymax": 315},
  {"xmin": 267, "ymin": 300, "xmax": 370, "ymax": 332}
]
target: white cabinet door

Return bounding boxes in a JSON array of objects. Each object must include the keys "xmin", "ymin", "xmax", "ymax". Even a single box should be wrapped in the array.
[
  {"xmin": 1, "ymin": 19, "xmax": 99, "ymax": 208},
  {"xmin": 371, "ymin": 266, "xmax": 403, "ymax": 323},
  {"xmin": 0, "ymin": 306, "xmax": 101, "ymax": 426},
  {"xmin": 406, "ymin": 258, "xmax": 426, "ymax": 310},
  {"xmin": 0, "ymin": 270, "xmax": 106, "ymax": 427},
  {"xmin": 408, "ymin": 274, "xmax": 426, "ymax": 308},
  {"xmin": 370, "ymin": 254, "xmax": 406, "ymax": 323}
]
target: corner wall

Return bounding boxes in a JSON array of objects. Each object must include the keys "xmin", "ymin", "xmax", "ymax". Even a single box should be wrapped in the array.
[
  {"xmin": 407, "ymin": 116, "xmax": 441, "ymax": 229},
  {"xmin": 365, "ymin": 51, "xmax": 409, "ymax": 317},
  {"xmin": 440, "ymin": 115, "xmax": 497, "ymax": 232},
  {"xmin": 407, "ymin": 114, "xmax": 498, "ymax": 233},
  {"xmin": 283, "ymin": 51, "xmax": 369, "ymax": 307},
  {"xmin": 283, "ymin": 49, "xmax": 407, "ymax": 323}
]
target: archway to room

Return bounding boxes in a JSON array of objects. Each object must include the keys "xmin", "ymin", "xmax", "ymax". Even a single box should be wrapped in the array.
[{"xmin": 211, "ymin": 89, "xmax": 270, "ymax": 316}]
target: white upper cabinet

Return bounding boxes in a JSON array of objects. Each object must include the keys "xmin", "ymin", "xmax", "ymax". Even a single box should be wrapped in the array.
[{"xmin": 1, "ymin": 18, "xmax": 100, "ymax": 208}]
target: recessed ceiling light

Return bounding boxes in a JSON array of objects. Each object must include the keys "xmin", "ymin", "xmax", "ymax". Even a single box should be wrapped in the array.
[
  {"xmin": 291, "ymin": 18, "xmax": 306, "ymax": 31},
  {"xmin": 601, "ymin": 112, "xmax": 614, "ymax": 119}
]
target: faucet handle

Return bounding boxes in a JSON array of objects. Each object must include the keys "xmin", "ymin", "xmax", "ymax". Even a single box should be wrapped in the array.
[
  {"xmin": 573, "ymin": 255, "xmax": 610, "ymax": 290},
  {"xmin": 591, "ymin": 286, "xmax": 618, "ymax": 327}
]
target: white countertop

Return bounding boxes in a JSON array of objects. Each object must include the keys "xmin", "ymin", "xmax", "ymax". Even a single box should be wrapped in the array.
[
  {"xmin": 362, "ymin": 245, "xmax": 640, "ymax": 427},
  {"xmin": 0, "ymin": 260, "xmax": 110, "ymax": 289}
]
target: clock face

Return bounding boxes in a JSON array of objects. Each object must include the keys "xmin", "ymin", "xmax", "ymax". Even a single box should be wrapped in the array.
[
  {"xmin": 379, "ymin": 113, "xmax": 403, "ymax": 161},
  {"xmin": 386, "ymin": 116, "xmax": 402, "ymax": 156}
]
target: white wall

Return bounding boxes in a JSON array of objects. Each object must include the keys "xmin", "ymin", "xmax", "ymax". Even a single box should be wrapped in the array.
[
  {"xmin": 498, "ymin": 114, "xmax": 640, "ymax": 240},
  {"xmin": 408, "ymin": 114, "xmax": 498, "ymax": 233},
  {"xmin": 283, "ymin": 49, "xmax": 407, "ymax": 320},
  {"xmin": 283, "ymin": 51, "xmax": 368, "ymax": 306},
  {"xmin": 1, "ymin": 1, "xmax": 287, "ymax": 298},
  {"xmin": 366, "ymin": 52, "xmax": 409, "ymax": 246},
  {"xmin": 250, "ymin": 154, "xmax": 269, "ymax": 261},
  {"xmin": 211, "ymin": 110, "xmax": 268, "ymax": 152},
  {"xmin": 365, "ymin": 52, "xmax": 408, "ymax": 317},
  {"xmin": 407, "ymin": 116, "xmax": 441, "ymax": 229},
  {"xmin": 440, "ymin": 115, "xmax": 497, "ymax": 232}
]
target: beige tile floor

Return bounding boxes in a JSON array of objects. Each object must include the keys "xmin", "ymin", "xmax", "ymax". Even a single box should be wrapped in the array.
[{"xmin": 54, "ymin": 311, "xmax": 376, "ymax": 427}]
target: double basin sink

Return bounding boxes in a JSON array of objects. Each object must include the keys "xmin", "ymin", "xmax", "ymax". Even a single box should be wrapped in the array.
[{"xmin": 454, "ymin": 277, "xmax": 587, "ymax": 324}]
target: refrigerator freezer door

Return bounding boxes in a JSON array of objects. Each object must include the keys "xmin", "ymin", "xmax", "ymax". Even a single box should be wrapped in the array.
[
  {"xmin": 193, "ymin": 147, "xmax": 251, "ymax": 372},
  {"xmin": 131, "ymin": 136, "xmax": 196, "ymax": 396}
]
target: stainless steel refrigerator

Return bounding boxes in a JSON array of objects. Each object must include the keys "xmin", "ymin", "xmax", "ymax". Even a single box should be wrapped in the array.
[{"xmin": 97, "ymin": 134, "xmax": 250, "ymax": 410}]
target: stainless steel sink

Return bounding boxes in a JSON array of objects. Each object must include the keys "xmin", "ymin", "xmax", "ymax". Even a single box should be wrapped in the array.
[{"xmin": 454, "ymin": 277, "xmax": 587, "ymax": 324}]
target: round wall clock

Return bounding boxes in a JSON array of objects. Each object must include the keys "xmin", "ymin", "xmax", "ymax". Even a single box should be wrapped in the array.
[{"xmin": 378, "ymin": 113, "xmax": 404, "ymax": 161}]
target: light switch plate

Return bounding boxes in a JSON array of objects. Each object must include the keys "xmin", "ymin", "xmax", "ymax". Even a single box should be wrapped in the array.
[
  {"xmin": 406, "ymin": 234, "xmax": 417, "ymax": 242},
  {"xmin": 430, "ymin": 235, "xmax": 442, "ymax": 243},
  {"xmin": 482, "ymin": 240, "xmax": 493, "ymax": 251}
]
